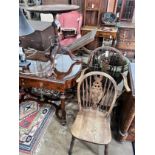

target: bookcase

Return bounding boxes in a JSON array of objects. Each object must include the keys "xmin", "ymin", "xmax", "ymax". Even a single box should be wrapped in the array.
[{"xmin": 83, "ymin": 0, "xmax": 103, "ymax": 26}]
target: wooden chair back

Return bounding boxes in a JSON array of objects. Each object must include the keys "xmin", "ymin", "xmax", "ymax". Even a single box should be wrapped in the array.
[
  {"xmin": 88, "ymin": 46, "xmax": 129, "ymax": 84},
  {"xmin": 77, "ymin": 71, "xmax": 118, "ymax": 117}
]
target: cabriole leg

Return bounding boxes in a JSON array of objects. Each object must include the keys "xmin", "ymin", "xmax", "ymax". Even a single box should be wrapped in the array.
[
  {"xmin": 68, "ymin": 136, "xmax": 75, "ymax": 155},
  {"xmin": 104, "ymin": 144, "xmax": 108, "ymax": 155}
]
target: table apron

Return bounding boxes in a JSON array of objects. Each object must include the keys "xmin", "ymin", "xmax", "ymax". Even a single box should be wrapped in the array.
[
  {"xmin": 19, "ymin": 76, "xmax": 78, "ymax": 92},
  {"xmin": 81, "ymin": 30, "xmax": 117, "ymax": 39},
  {"xmin": 20, "ymin": 77, "xmax": 64, "ymax": 92}
]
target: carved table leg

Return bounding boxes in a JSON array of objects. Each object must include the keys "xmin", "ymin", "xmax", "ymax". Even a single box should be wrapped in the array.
[
  {"xmin": 19, "ymin": 87, "xmax": 26, "ymax": 103},
  {"xmin": 60, "ymin": 92, "xmax": 66, "ymax": 125},
  {"xmin": 112, "ymin": 38, "xmax": 116, "ymax": 47},
  {"xmin": 19, "ymin": 87, "xmax": 39, "ymax": 103},
  {"xmin": 68, "ymin": 136, "xmax": 75, "ymax": 155},
  {"xmin": 132, "ymin": 141, "xmax": 135, "ymax": 155},
  {"xmin": 104, "ymin": 144, "xmax": 108, "ymax": 155}
]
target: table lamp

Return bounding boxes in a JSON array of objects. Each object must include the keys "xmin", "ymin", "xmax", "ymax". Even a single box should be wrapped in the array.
[
  {"xmin": 19, "ymin": 8, "xmax": 34, "ymax": 36},
  {"xmin": 19, "ymin": 8, "xmax": 34, "ymax": 67}
]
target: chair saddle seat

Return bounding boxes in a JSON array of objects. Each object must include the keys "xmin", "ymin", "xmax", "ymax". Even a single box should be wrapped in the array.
[{"xmin": 71, "ymin": 109, "xmax": 111, "ymax": 144}]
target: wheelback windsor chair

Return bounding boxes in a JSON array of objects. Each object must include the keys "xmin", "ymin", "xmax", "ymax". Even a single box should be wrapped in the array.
[
  {"xmin": 69, "ymin": 71, "xmax": 118, "ymax": 155},
  {"xmin": 88, "ymin": 46, "xmax": 131, "ymax": 95}
]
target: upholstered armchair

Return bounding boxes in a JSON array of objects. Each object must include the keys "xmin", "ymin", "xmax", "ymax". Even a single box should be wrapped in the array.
[{"xmin": 58, "ymin": 11, "xmax": 82, "ymax": 46}]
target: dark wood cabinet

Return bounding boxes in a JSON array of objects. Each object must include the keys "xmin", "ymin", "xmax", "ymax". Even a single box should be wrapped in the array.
[
  {"xmin": 83, "ymin": 0, "xmax": 108, "ymax": 26},
  {"xmin": 118, "ymin": 63, "xmax": 135, "ymax": 141},
  {"xmin": 83, "ymin": 0, "xmax": 102, "ymax": 26},
  {"xmin": 116, "ymin": 22, "xmax": 135, "ymax": 59}
]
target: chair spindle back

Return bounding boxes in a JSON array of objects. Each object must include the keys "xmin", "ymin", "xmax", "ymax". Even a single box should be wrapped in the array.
[
  {"xmin": 88, "ymin": 46, "xmax": 129, "ymax": 84},
  {"xmin": 77, "ymin": 71, "xmax": 118, "ymax": 117}
]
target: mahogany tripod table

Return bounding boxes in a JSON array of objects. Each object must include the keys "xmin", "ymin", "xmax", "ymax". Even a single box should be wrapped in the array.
[{"xmin": 27, "ymin": 4, "xmax": 80, "ymax": 42}]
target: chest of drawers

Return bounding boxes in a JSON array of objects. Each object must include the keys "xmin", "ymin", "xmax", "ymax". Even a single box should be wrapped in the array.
[{"xmin": 116, "ymin": 22, "xmax": 135, "ymax": 59}]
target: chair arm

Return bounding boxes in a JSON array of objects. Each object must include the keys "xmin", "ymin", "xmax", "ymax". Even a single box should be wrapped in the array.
[
  {"xmin": 76, "ymin": 34, "xmax": 81, "ymax": 39},
  {"xmin": 81, "ymin": 47, "xmax": 92, "ymax": 54},
  {"xmin": 121, "ymin": 73, "xmax": 131, "ymax": 92},
  {"xmin": 76, "ymin": 68, "xmax": 89, "ymax": 83}
]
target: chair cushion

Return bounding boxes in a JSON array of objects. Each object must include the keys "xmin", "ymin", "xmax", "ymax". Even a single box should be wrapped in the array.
[{"xmin": 71, "ymin": 109, "xmax": 111, "ymax": 144}]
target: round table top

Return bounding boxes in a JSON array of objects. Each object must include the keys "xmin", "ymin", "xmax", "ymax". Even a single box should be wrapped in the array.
[{"xmin": 27, "ymin": 4, "xmax": 79, "ymax": 14}]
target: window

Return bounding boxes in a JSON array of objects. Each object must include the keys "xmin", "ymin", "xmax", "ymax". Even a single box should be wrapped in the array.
[{"xmin": 117, "ymin": 0, "xmax": 135, "ymax": 22}]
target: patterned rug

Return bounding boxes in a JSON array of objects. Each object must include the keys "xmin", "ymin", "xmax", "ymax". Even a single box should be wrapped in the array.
[{"xmin": 19, "ymin": 100, "xmax": 55, "ymax": 155}]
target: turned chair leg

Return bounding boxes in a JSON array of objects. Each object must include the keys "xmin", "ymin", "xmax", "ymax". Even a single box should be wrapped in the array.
[
  {"xmin": 104, "ymin": 144, "xmax": 108, "ymax": 155},
  {"xmin": 68, "ymin": 136, "xmax": 75, "ymax": 155}
]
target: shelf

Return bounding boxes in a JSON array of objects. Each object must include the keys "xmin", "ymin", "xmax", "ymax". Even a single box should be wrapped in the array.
[
  {"xmin": 84, "ymin": 0, "xmax": 102, "ymax": 27},
  {"xmin": 86, "ymin": 8, "xmax": 100, "ymax": 11}
]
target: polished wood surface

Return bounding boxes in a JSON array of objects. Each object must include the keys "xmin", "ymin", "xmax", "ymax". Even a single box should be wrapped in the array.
[
  {"xmin": 19, "ymin": 54, "xmax": 82, "ymax": 124},
  {"xmin": 27, "ymin": 4, "xmax": 79, "ymax": 13},
  {"xmin": 20, "ymin": 54, "xmax": 82, "ymax": 91},
  {"xmin": 21, "ymin": 54, "xmax": 80, "ymax": 77}
]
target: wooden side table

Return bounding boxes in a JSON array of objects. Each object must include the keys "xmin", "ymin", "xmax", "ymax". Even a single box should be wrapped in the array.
[{"xmin": 81, "ymin": 26, "xmax": 118, "ymax": 48}]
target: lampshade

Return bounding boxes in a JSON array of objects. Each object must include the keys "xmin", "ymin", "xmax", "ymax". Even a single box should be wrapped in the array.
[{"xmin": 19, "ymin": 8, "xmax": 34, "ymax": 36}]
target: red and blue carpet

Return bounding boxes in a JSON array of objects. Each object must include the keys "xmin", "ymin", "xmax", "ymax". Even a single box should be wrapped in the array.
[{"xmin": 19, "ymin": 100, "xmax": 55, "ymax": 154}]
